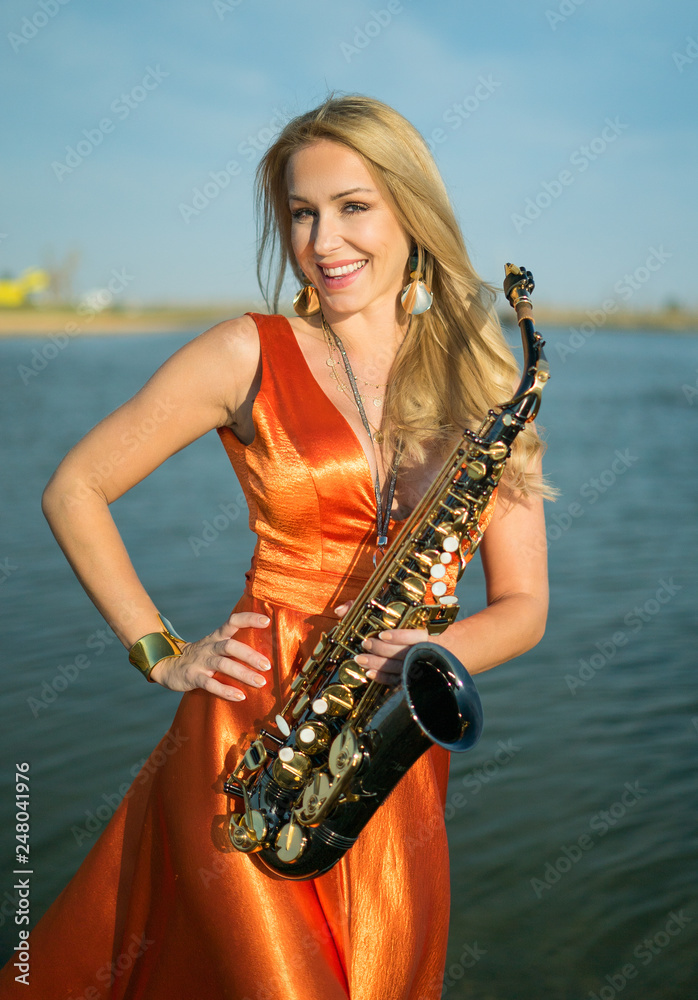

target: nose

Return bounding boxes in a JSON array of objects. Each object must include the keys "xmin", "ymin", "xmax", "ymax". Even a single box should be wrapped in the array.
[{"xmin": 312, "ymin": 211, "xmax": 344, "ymax": 257}]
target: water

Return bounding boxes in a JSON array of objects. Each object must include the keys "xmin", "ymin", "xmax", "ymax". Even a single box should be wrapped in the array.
[{"xmin": 1, "ymin": 326, "xmax": 697, "ymax": 998}]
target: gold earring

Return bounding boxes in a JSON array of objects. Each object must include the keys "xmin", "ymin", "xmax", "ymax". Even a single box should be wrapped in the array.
[
  {"xmin": 293, "ymin": 279, "xmax": 321, "ymax": 317},
  {"xmin": 400, "ymin": 248, "xmax": 433, "ymax": 315}
]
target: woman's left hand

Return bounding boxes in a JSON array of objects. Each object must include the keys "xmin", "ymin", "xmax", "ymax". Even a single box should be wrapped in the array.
[{"xmin": 334, "ymin": 601, "xmax": 429, "ymax": 686}]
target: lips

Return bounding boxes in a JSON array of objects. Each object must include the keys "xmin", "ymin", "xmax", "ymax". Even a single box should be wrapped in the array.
[
  {"xmin": 316, "ymin": 259, "xmax": 368, "ymax": 289},
  {"xmin": 319, "ymin": 259, "xmax": 368, "ymax": 277}
]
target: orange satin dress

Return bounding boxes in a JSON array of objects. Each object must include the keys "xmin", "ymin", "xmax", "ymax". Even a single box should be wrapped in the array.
[{"xmin": 0, "ymin": 313, "xmax": 495, "ymax": 1000}]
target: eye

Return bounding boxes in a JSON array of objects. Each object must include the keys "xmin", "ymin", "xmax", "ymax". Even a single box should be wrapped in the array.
[
  {"xmin": 343, "ymin": 202, "xmax": 369, "ymax": 214},
  {"xmin": 291, "ymin": 208, "xmax": 314, "ymax": 221}
]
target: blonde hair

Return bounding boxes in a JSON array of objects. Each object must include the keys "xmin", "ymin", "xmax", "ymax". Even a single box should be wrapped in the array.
[{"xmin": 255, "ymin": 93, "xmax": 553, "ymax": 499}]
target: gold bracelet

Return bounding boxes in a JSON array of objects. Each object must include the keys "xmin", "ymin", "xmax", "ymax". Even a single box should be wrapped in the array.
[{"xmin": 128, "ymin": 614, "xmax": 188, "ymax": 683}]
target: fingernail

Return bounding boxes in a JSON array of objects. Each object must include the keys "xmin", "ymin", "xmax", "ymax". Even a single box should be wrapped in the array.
[
  {"xmin": 259, "ymin": 616, "xmax": 270, "ymax": 625},
  {"xmin": 258, "ymin": 659, "xmax": 271, "ymax": 671},
  {"xmin": 378, "ymin": 631, "xmax": 389, "ymax": 640},
  {"xmin": 366, "ymin": 670, "xmax": 377, "ymax": 679},
  {"xmin": 356, "ymin": 655, "xmax": 368, "ymax": 666},
  {"xmin": 232, "ymin": 691, "xmax": 246, "ymax": 701},
  {"xmin": 362, "ymin": 639, "xmax": 372, "ymax": 650},
  {"xmin": 253, "ymin": 677, "xmax": 266, "ymax": 688}
]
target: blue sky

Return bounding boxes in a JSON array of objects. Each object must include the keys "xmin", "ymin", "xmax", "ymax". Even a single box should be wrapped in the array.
[{"xmin": 1, "ymin": 0, "xmax": 695, "ymax": 310}]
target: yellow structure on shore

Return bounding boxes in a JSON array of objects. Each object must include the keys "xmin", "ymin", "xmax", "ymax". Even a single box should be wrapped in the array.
[{"xmin": 0, "ymin": 269, "xmax": 49, "ymax": 307}]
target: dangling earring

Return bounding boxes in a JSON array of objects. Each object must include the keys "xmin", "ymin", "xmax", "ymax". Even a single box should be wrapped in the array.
[
  {"xmin": 400, "ymin": 247, "xmax": 433, "ymax": 315},
  {"xmin": 293, "ymin": 277, "xmax": 321, "ymax": 317}
]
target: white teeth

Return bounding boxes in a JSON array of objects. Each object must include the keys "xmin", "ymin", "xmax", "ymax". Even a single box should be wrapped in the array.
[{"xmin": 320, "ymin": 260, "xmax": 367, "ymax": 277}]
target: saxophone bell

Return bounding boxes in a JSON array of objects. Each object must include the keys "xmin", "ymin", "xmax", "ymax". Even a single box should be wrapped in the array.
[{"xmin": 402, "ymin": 642, "xmax": 483, "ymax": 752}]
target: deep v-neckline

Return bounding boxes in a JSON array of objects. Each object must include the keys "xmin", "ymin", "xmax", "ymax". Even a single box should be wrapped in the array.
[{"xmin": 281, "ymin": 316, "xmax": 407, "ymax": 525}]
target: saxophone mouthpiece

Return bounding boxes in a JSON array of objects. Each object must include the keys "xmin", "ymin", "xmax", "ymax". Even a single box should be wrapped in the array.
[{"xmin": 503, "ymin": 263, "xmax": 535, "ymax": 312}]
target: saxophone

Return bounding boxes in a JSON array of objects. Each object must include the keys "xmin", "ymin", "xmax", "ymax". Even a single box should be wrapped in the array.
[{"xmin": 224, "ymin": 264, "xmax": 548, "ymax": 879}]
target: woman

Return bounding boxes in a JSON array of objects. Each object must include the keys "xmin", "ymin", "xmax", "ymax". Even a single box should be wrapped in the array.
[{"xmin": 0, "ymin": 95, "xmax": 549, "ymax": 999}]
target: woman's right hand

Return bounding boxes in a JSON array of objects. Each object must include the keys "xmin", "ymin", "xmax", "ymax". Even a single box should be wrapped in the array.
[{"xmin": 149, "ymin": 611, "xmax": 272, "ymax": 702}]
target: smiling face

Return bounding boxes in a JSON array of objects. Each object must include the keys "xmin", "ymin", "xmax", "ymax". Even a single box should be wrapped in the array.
[{"xmin": 286, "ymin": 139, "xmax": 412, "ymax": 318}]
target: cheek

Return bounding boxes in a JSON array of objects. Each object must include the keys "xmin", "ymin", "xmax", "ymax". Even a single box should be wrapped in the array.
[{"xmin": 290, "ymin": 227, "xmax": 307, "ymax": 258}]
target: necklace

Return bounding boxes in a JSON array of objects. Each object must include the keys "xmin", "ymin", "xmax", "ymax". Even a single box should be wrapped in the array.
[
  {"xmin": 320, "ymin": 311, "xmax": 401, "ymax": 551},
  {"xmin": 322, "ymin": 325, "xmax": 387, "ymax": 409}
]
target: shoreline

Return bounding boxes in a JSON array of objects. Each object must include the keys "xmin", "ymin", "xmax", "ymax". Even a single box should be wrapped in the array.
[{"xmin": 0, "ymin": 304, "xmax": 697, "ymax": 336}]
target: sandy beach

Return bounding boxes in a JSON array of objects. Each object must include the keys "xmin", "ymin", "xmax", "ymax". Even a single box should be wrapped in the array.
[{"xmin": 1, "ymin": 304, "xmax": 697, "ymax": 337}]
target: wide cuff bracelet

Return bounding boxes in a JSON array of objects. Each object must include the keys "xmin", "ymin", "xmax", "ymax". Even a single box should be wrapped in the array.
[{"xmin": 128, "ymin": 614, "xmax": 187, "ymax": 682}]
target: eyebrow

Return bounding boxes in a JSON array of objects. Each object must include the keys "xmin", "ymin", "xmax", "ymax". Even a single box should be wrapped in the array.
[{"xmin": 288, "ymin": 187, "xmax": 376, "ymax": 203}]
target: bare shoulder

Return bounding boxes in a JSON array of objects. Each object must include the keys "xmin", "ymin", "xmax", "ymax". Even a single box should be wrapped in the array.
[
  {"xmin": 157, "ymin": 313, "xmax": 261, "ymax": 426},
  {"xmin": 192, "ymin": 313, "xmax": 260, "ymax": 373}
]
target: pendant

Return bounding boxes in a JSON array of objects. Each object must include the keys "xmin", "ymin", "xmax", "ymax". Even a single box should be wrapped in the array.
[{"xmin": 373, "ymin": 430, "xmax": 384, "ymax": 444}]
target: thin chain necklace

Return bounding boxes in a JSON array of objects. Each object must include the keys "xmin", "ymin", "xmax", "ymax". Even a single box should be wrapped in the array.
[
  {"xmin": 323, "ymin": 328, "xmax": 387, "ymax": 408},
  {"xmin": 320, "ymin": 311, "xmax": 402, "ymax": 552}
]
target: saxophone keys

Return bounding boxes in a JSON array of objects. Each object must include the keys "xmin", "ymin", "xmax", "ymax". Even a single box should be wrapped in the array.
[
  {"xmin": 276, "ymin": 819, "xmax": 307, "ymax": 863},
  {"xmin": 400, "ymin": 575, "xmax": 427, "ymax": 600},
  {"xmin": 275, "ymin": 714, "xmax": 291, "ymax": 737},
  {"xmin": 312, "ymin": 632, "xmax": 328, "ymax": 657},
  {"xmin": 429, "ymin": 563, "xmax": 446, "ymax": 580},
  {"xmin": 328, "ymin": 728, "xmax": 361, "ymax": 777},
  {"xmin": 430, "ymin": 580, "xmax": 448, "ymax": 598},
  {"xmin": 338, "ymin": 660, "xmax": 369, "ymax": 688},
  {"xmin": 242, "ymin": 739, "xmax": 268, "ymax": 772},
  {"xmin": 440, "ymin": 552, "xmax": 453, "ymax": 564},
  {"xmin": 442, "ymin": 534, "xmax": 460, "ymax": 552},
  {"xmin": 312, "ymin": 683, "xmax": 354, "ymax": 717},
  {"xmin": 383, "ymin": 601, "xmax": 408, "ymax": 626},
  {"xmin": 488, "ymin": 441, "xmax": 508, "ymax": 460},
  {"xmin": 291, "ymin": 692, "xmax": 310, "ymax": 718},
  {"xmin": 272, "ymin": 749, "xmax": 312, "ymax": 789},
  {"xmin": 228, "ymin": 810, "xmax": 267, "ymax": 853},
  {"xmin": 411, "ymin": 547, "xmax": 441, "ymax": 570},
  {"xmin": 297, "ymin": 721, "xmax": 331, "ymax": 754},
  {"xmin": 300, "ymin": 772, "xmax": 332, "ymax": 823}
]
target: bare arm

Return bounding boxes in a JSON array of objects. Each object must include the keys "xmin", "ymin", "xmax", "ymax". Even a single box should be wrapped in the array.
[
  {"xmin": 347, "ymin": 457, "xmax": 549, "ymax": 680},
  {"xmin": 41, "ymin": 314, "xmax": 271, "ymax": 700}
]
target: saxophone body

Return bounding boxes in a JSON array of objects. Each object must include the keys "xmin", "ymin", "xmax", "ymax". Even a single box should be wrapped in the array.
[{"xmin": 224, "ymin": 264, "xmax": 548, "ymax": 879}]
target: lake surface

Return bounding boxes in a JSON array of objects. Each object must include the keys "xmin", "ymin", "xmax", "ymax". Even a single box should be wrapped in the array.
[{"xmin": 1, "ymin": 325, "xmax": 697, "ymax": 998}]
